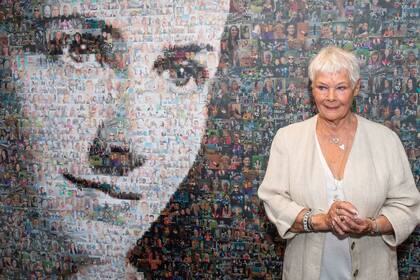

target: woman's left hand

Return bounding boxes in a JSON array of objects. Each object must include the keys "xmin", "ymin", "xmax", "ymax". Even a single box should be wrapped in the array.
[{"xmin": 340, "ymin": 215, "xmax": 372, "ymax": 236}]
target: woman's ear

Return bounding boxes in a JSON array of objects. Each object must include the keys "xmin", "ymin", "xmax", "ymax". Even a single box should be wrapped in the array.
[{"xmin": 353, "ymin": 79, "xmax": 361, "ymax": 97}]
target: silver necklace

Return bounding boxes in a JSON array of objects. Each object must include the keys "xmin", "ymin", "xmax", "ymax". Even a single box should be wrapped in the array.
[{"xmin": 329, "ymin": 135, "xmax": 346, "ymax": 150}]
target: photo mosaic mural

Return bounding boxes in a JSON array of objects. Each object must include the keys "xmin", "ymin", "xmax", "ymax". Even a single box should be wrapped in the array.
[{"xmin": 0, "ymin": 0, "xmax": 418, "ymax": 279}]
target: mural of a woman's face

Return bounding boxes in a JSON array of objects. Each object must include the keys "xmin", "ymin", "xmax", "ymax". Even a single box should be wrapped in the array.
[
  {"xmin": 62, "ymin": 4, "xmax": 70, "ymax": 17},
  {"xmin": 406, "ymin": 78, "xmax": 414, "ymax": 90},
  {"xmin": 13, "ymin": 0, "xmax": 228, "ymax": 277},
  {"xmin": 51, "ymin": 5, "xmax": 60, "ymax": 17},
  {"xmin": 33, "ymin": 7, "xmax": 41, "ymax": 19},
  {"xmin": 43, "ymin": 5, "xmax": 51, "ymax": 18},
  {"xmin": 286, "ymin": 24, "xmax": 296, "ymax": 37},
  {"xmin": 273, "ymin": 23, "xmax": 285, "ymax": 37}
]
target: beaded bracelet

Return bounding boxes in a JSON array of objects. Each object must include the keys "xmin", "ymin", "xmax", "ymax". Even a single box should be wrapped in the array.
[{"xmin": 303, "ymin": 209, "xmax": 314, "ymax": 232}]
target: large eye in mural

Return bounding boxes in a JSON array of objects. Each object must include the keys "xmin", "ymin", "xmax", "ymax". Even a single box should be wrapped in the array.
[
  {"xmin": 153, "ymin": 44, "xmax": 213, "ymax": 87},
  {"xmin": 53, "ymin": 22, "xmax": 127, "ymax": 71}
]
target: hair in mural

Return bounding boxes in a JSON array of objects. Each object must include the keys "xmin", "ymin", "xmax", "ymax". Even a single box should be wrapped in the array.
[{"xmin": 0, "ymin": 0, "xmax": 419, "ymax": 279}]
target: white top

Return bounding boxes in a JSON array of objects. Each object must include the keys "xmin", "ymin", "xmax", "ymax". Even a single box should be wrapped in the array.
[{"xmin": 315, "ymin": 135, "xmax": 351, "ymax": 280}]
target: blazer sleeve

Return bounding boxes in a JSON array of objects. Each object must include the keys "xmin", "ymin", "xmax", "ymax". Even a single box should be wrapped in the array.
[
  {"xmin": 379, "ymin": 132, "xmax": 420, "ymax": 247},
  {"xmin": 258, "ymin": 128, "xmax": 305, "ymax": 239}
]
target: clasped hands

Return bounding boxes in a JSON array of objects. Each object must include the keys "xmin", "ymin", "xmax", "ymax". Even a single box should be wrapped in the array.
[{"xmin": 326, "ymin": 200, "xmax": 372, "ymax": 237}]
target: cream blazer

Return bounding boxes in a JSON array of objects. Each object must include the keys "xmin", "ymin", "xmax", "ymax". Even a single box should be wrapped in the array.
[{"xmin": 258, "ymin": 114, "xmax": 420, "ymax": 280}]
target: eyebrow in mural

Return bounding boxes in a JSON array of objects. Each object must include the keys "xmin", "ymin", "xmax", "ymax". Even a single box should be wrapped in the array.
[{"xmin": 153, "ymin": 44, "xmax": 215, "ymax": 86}]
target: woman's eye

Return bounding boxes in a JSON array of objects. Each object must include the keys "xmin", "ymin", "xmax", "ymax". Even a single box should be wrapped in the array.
[
  {"xmin": 337, "ymin": 86, "xmax": 347, "ymax": 91},
  {"xmin": 317, "ymin": 86, "xmax": 327, "ymax": 91}
]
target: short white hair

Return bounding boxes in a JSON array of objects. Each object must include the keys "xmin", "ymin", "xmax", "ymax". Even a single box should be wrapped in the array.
[{"xmin": 308, "ymin": 46, "xmax": 360, "ymax": 87}]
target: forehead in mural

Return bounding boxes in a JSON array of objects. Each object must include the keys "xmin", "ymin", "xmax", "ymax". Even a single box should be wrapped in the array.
[{"xmin": 11, "ymin": 0, "xmax": 229, "ymax": 276}]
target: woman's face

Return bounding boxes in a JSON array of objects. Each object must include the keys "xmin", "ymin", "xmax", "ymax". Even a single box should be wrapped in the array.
[
  {"xmin": 407, "ymin": 78, "xmax": 413, "ymax": 89},
  {"xmin": 220, "ymin": 82, "xmax": 228, "ymax": 93},
  {"xmin": 273, "ymin": 24, "xmax": 284, "ymax": 36},
  {"xmin": 230, "ymin": 26, "xmax": 239, "ymax": 38},
  {"xmin": 407, "ymin": 52, "xmax": 416, "ymax": 62},
  {"xmin": 52, "ymin": 5, "xmax": 60, "ymax": 17},
  {"xmin": 321, "ymin": 24, "xmax": 331, "ymax": 36},
  {"xmin": 263, "ymin": 52, "xmax": 271, "ymax": 64},
  {"xmin": 43, "ymin": 5, "xmax": 51, "ymax": 18},
  {"xmin": 54, "ymin": 32, "xmax": 62, "ymax": 40},
  {"xmin": 63, "ymin": 5, "xmax": 70, "ymax": 17},
  {"xmin": 231, "ymin": 80, "xmax": 239, "ymax": 90},
  {"xmin": 280, "ymin": 56, "xmax": 287, "ymax": 64},
  {"xmin": 33, "ymin": 7, "xmax": 41, "ymax": 18},
  {"xmin": 362, "ymin": 22, "xmax": 368, "ymax": 31},
  {"xmin": 312, "ymin": 70, "xmax": 360, "ymax": 122},
  {"xmin": 286, "ymin": 24, "xmax": 295, "ymax": 36}
]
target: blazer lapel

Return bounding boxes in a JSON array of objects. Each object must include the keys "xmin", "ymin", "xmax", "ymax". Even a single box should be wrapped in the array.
[
  {"xmin": 306, "ymin": 115, "xmax": 329, "ymax": 211},
  {"xmin": 342, "ymin": 115, "xmax": 372, "ymax": 216}
]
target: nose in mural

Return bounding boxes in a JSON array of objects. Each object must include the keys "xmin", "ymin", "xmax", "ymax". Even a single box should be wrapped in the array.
[{"xmin": 63, "ymin": 119, "xmax": 145, "ymax": 200}]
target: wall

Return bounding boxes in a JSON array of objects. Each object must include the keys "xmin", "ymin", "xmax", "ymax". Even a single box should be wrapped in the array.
[{"xmin": 0, "ymin": 0, "xmax": 418, "ymax": 279}]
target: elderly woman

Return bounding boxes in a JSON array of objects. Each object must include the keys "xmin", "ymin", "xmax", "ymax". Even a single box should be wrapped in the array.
[{"xmin": 258, "ymin": 46, "xmax": 420, "ymax": 280}]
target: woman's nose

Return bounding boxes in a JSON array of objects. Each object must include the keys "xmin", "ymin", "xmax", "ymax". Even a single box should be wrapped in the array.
[{"xmin": 326, "ymin": 88, "xmax": 336, "ymax": 101}]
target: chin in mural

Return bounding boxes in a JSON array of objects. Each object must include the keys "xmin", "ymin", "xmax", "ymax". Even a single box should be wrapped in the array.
[{"xmin": 1, "ymin": 0, "xmax": 229, "ymax": 278}]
